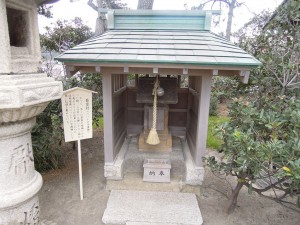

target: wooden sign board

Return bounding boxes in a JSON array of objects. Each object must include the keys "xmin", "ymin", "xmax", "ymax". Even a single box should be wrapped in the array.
[
  {"xmin": 61, "ymin": 87, "xmax": 96, "ymax": 200},
  {"xmin": 61, "ymin": 87, "xmax": 96, "ymax": 142}
]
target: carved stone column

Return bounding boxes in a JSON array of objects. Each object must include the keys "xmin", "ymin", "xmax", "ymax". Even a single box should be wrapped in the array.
[{"xmin": 0, "ymin": 74, "xmax": 62, "ymax": 225}]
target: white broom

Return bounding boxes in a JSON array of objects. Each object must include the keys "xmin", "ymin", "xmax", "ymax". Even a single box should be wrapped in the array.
[{"xmin": 146, "ymin": 75, "xmax": 160, "ymax": 145}]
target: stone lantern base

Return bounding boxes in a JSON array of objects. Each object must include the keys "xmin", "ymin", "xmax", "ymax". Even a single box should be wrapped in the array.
[{"xmin": 0, "ymin": 73, "xmax": 62, "ymax": 225}]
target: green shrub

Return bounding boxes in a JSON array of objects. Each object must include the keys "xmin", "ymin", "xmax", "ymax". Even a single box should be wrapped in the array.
[
  {"xmin": 207, "ymin": 116, "xmax": 229, "ymax": 149},
  {"xmin": 32, "ymin": 73, "xmax": 103, "ymax": 172},
  {"xmin": 32, "ymin": 100, "xmax": 64, "ymax": 172},
  {"xmin": 93, "ymin": 116, "xmax": 104, "ymax": 129},
  {"xmin": 209, "ymin": 94, "xmax": 218, "ymax": 116},
  {"xmin": 212, "ymin": 77, "xmax": 239, "ymax": 103},
  {"xmin": 34, "ymin": 18, "xmax": 96, "ymax": 172},
  {"xmin": 205, "ymin": 96, "xmax": 300, "ymax": 213}
]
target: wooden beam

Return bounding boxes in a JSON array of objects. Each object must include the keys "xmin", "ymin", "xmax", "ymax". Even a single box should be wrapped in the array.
[
  {"xmin": 64, "ymin": 62, "xmax": 253, "ymax": 71},
  {"xmin": 183, "ymin": 68, "xmax": 188, "ymax": 75},
  {"xmin": 239, "ymin": 70, "xmax": 250, "ymax": 84},
  {"xmin": 102, "ymin": 73, "xmax": 114, "ymax": 163},
  {"xmin": 194, "ymin": 75, "xmax": 213, "ymax": 166},
  {"xmin": 188, "ymin": 88, "xmax": 199, "ymax": 96},
  {"xmin": 135, "ymin": 74, "xmax": 139, "ymax": 87},
  {"xmin": 71, "ymin": 64, "xmax": 245, "ymax": 78},
  {"xmin": 95, "ymin": 66, "xmax": 101, "ymax": 72},
  {"xmin": 177, "ymin": 75, "xmax": 181, "ymax": 87},
  {"xmin": 124, "ymin": 66, "xmax": 129, "ymax": 73}
]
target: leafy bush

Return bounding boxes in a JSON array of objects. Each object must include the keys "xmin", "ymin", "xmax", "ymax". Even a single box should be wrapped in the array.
[
  {"xmin": 65, "ymin": 73, "xmax": 103, "ymax": 121},
  {"xmin": 32, "ymin": 100, "xmax": 64, "ymax": 172},
  {"xmin": 207, "ymin": 116, "xmax": 229, "ymax": 149},
  {"xmin": 205, "ymin": 96, "xmax": 300, "ymax": 213},
  {"xmin": 206, "ymin": 0, "xmax": 300, "ymax": 214},
  {"xmin": 234, "ymin": 0, "xmax": 300, "ymax": 96},
  {"xmin": 32, "ymin": 18, "xmax": 99, "ymax": 172},
  {"xmin": 209, "ymin": 93, "xmax": 218, "ymax": 116},
  {"xmin": 211, "ymin": 77, "xmax": 239, "ymax": 103},
  {"xmin": 32, "ymin": 73, "xmax": 103, "ymax": 172}
]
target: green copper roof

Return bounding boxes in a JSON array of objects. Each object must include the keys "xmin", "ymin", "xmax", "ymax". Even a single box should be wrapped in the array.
[
  {"xmin": 56, "ymin": 29, "xmax": 261, "ymax": 68},
  {"xmin": 56, "ymin": 10, "xmax": 260, "ymax": 68}
]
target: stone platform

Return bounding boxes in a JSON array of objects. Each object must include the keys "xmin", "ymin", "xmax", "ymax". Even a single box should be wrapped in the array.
[
  {"xmin": 102, "ymin": 190, "xmax": 203, "ymax": 225},
  {"xmin": 124, "ymin": 136, "xmax": 185, "ymax": 175},
  {"xmin": 105, "ymin": 136, "xmax": 204, "ymax": 193}
]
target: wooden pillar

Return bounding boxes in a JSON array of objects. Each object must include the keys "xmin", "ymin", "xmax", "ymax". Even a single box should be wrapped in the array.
[
  {"xmin": 102, "ymin": 73, "xmax": 114, "ymax": 163},
  {"xmin": 195, "ymin": 75, "xmax": 213, "ymax": 166}
]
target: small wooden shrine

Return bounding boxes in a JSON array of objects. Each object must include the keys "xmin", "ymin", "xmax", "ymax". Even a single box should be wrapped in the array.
[{"xmin": 57, "ymin": 9, "xmax": 260, "ymax": 186}]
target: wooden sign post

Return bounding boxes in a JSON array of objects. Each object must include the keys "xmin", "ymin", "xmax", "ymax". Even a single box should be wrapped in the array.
[{"xmin": 61, "ymin": 87, "xmax": 96, "ymax": 200}]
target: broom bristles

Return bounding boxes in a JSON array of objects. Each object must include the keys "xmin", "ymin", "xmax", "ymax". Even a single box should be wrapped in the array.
[{"xmin": 146, "ymin": 128, "xmax": 160, "ymax": 145}]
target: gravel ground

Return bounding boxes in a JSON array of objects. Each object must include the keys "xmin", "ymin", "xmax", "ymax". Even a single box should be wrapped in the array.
[{"xmin": 39, "ymin": 129, "xmax": 300, "ymax": 225}]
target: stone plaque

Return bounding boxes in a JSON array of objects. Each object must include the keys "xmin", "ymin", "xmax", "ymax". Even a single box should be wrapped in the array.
[{"xmin": 143, "ymin": 159, "xmax": 171, "ymax": 183}]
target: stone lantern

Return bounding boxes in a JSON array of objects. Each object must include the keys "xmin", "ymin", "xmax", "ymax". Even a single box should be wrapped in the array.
[{"xmin": 0, "ymin": 0, "xmax": 63, "ymax": 224}]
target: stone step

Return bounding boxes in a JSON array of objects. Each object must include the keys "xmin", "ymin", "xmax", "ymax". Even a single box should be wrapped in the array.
[
  {"xmin": 105, "ymin": 172, "xmax": 201, "ymax": 195},
  {"xmin": 102, "ymin": 190, "xmax": 203, "ymax": 225},
  {"xmin": 127, "ymin": 223, "xmax": 178, "ymax": 225},
  {"xmin": 40, "ymin": 220, "xmax": 58, "ymax": 225}
]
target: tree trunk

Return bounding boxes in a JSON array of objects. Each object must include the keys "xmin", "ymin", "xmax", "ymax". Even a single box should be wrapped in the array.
[
  {"xmin": 137, "ymin": 0, "xmax": 154, "ymax": 9},
  {"xmin": 225, "ymin": 0, "xmax": 236, "ymax": 40},
  {"xmin": 225, "ymin": 181, "xmax": 244, "ymax": 214},
  {"xmin": 95, "ymin": 16, "xmax": 106, "ymax": 36},
  {"xmin": 280, "ymin": 86, "xmax": 286, "ymax": 95},
  {"xmin": 95, "ymin": 0, "xmax": 107, "ymax": 36}
]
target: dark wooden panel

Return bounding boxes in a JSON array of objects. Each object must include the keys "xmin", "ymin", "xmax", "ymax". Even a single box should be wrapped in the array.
[
  {"xmin": 127, "ymin": 87, "xmax": 144, "ymax": 129},
  {"xmin": 112, "ymin": 91, "xmax": 126, "ymax": 158},
  {"xmin": 169, "ymin": 111, "xmax": 187, "ymax": 127},
  {"xmin": 169, "ymin": 88, "xmax": 189, "ymax": 109},
  {"xmin": 136, "ymin": 77, "xmax": 178, "ymax": 104},
  {"xmin": 187, "ymin": 109, "xmax": 198, "ymax": 147},
  {"xmin": 127, "ymin": 110, "xmax": 144, "ymax": 126},
  {"xmin": 127, "ymin": 87, "xmax": 144, "ymax": 108},
  {"xmin": 113, "ymin": 93, "xmax": 125, "ymax": 113},
  {"xmin": 127, "ymin": 87, "xmax": 191, "ymax": 137}
]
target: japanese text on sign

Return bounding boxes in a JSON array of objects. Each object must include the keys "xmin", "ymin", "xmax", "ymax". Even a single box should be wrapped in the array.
[{"xmin": 61, "ymin": 88, "xmax": 94, "ymax": 142}]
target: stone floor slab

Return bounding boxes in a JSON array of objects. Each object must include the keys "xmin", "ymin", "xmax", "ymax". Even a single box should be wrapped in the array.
[
  {"xmin": 102, "ymin": 190, "xmax": 203, "ymax": 225},
  {"xmin": 126, "ymin": 222, "xmax": 178, "ymax": 225}
]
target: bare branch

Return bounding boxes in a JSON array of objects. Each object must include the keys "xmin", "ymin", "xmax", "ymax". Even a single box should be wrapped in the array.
[
  {"xmin": 87, "ymin": 0, "xmax": 98, "ymax": 11},
  {"xmin": 265, "ymin": 65, "xmax": 284, "ymax": 86},
  {"xmin": 244, "ymin": 178, "xmax": 286, "ymax": 194},
  {"xmin": 288, "ymin": 81, "xmax": 300, "ymax": 87},
  {"xmin": 287, "ymin": 74, "xmax": 299, "ymax": 86}
]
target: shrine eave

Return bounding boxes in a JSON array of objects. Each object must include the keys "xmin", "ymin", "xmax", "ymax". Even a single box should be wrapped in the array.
[{"xmin": 59, "ymin": 58, "xmax": 260, "ymax": 68}]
